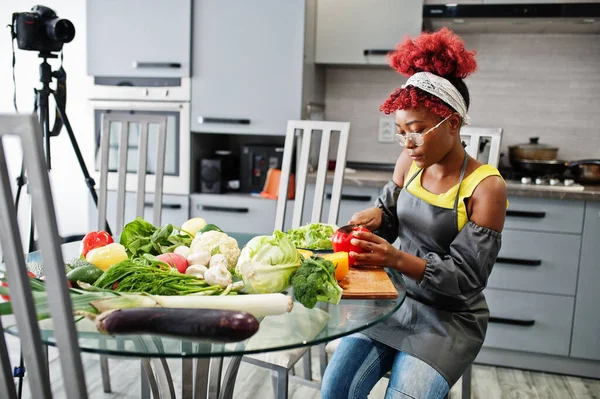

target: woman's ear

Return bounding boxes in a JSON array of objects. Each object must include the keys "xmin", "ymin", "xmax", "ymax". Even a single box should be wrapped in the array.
[{"xmin": 448, "ymin": 113, "xmax": 462, "ymax": 132}]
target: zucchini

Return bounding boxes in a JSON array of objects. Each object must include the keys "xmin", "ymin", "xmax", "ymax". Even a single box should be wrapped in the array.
[
  {"xmin": 67, "ymin": 265, "xmax": 104, "ymax": 287},
  {"xmin": 94, "ymin": 308, "xmax": 259, "ymax": 342}
]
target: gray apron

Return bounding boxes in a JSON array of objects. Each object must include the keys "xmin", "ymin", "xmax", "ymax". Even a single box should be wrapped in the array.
[{"xmin": 365, "ymin": 152, "xmax": 501, "ymax": 386}]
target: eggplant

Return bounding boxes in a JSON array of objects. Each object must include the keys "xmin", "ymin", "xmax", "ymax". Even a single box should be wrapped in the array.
[{"xmin": 94, "ymin": 308, "xmax": 259, "ymax": 342}]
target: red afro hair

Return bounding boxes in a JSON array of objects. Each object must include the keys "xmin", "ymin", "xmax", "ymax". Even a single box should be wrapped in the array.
[{"xmin": 380, "ymin": 27, "xmax": 477, "ymax": 118}]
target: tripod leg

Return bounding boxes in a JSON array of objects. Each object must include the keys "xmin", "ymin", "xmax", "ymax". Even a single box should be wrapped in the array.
[{"xmin": 51, "ymin": 92, "xmax": 113, "ymax": 236}]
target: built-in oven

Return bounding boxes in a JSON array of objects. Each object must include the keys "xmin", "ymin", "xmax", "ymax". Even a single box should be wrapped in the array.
[{"xmin": 89, "ymin": 100, "xmax": 190, "ymax": 195}]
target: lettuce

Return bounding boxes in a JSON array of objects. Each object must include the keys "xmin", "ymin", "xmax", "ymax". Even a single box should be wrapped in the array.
[
  {"xmin": 235, "ymin": 230, "xmax": 301, "ymax": 294},
  {"xmin": 284, "ymin": 223, "xmax": 337, "ymax": 250}
]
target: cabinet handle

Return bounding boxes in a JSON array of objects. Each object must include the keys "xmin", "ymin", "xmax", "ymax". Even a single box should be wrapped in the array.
[
  {"xmin": 326, "ymin": 193, "xmax": 372, "ymax": 202},
  {"xmin": 363, "ymin": 49, "xmax": 393, "ymax": 56},
  {"xmin": 506, "ymin": 210, "xmax": 546, "ymax": 219},
  {"xmin": 133, "ymin": 62, "xmax": 182, "ymax": 69},
  {"xmin": 201, "ymin": 205, "xmax": 249, "ymax": 213},
  {"xmin": 489, "ymin": 316, "xmax": 535, "ymax": 327},
  {"xmin": 197, "ymin": 117, "xmax": 251, "ymax": 125},
  {"xmin": 144, "ymin": 202, "xmax": 182, "ymax": 210},
  {"xmin": 496, "ymin": 257, "xmax": 542, "ymax": 267}
]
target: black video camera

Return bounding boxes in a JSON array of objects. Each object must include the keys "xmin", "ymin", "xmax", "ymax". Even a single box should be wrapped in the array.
[{"xmin": 11, "ymin": 5, "xmax": 75, "ymax": 54}]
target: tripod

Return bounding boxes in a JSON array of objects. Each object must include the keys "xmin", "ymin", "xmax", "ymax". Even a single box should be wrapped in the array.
[{"xmin": 11, "ymin": 52, "xmax": 112, "ymax": 398}]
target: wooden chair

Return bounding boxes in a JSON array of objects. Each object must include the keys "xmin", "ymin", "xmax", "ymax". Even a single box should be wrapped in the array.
[
  {"xmin": 0, "ymin": 114, "xmax": 89, "ymax": 398},
  {"xmin": 95, "ymin": 113, "xmax": 170, "ymax": 396},
  {"xmin": 241, "ymin": 120, "xmax": 350, "ymax": 399}
]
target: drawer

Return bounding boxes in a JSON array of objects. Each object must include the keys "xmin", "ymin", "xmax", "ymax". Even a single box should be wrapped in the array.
[
  {"xmin": 483, "ymin": 288, "xmax": 574, "ymax": 356},
  {"xmin": 303, "ymin": 184, "xmax": 379, "ymax": 225},
  {"xmin": 504, "ymin": 196, "xmax": 584, "ymax": 234},
  {"xmin": 190, "ymin": 194, "xmax": 276, "ymax": 235},
  {"xmin": 487, "ymin": 230, "xmax": 581, "ymax": 295}
]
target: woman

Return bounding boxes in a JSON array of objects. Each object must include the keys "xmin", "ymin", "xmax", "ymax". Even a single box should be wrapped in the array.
[{"xmin": 321, "ymin": 28, "xmax": 507, "ymax": 399}]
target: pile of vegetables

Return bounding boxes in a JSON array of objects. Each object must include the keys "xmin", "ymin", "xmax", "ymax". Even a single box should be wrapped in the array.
[
  {"xmin": 0, "ymin": 215, "xmax": 370, "ymax": 340},
  {"xmin": 0, "ymin": 276, "xmax": 291, "ymax": 342},
  {"xmin": 284, "ymin": 223, "xmax": 337, "ymax": 250}
]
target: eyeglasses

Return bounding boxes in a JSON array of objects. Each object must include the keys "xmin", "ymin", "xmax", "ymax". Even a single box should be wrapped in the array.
[{"xmin": 394, "ymin": 115, "xmax": 451, "ymax": 147}]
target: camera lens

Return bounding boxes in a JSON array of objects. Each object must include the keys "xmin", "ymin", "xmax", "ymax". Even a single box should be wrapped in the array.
[{"xmin": 46, "ymin": 18, "xmax": 75, "ymax": 43}]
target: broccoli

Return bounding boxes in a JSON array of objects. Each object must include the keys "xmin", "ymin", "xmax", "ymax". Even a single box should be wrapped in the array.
[{"xmin": 291, "ymin": 256, "xmax": 343, "ymax": 309}]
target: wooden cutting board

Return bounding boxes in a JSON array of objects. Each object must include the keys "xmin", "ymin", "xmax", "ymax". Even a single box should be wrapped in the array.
[{"xmin": 339, "ymin": 267, "xmax": 398, "ymax": 299}]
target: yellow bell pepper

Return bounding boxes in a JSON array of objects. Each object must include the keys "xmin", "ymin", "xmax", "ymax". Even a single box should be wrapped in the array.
[
  {"xmin": 321, "ymin": 251, "xmax": 349, "ymax": 282},
  {"xmin": 85, "ymin": 243, "xmax": 128, "ymax": 271}
]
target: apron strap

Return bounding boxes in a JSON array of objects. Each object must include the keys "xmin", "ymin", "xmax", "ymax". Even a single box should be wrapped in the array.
[
  {"xmin": 453, "ymin": 150, "xmax": 469, "ymax": 230},
  {"xmin": 405, "ymin": 168, "xmax": 423, "ymax": 189}
]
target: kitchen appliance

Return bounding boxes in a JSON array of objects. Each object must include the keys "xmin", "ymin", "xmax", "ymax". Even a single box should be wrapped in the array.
[
  {"xmin": 240, "ymin": 144, "xmax": 286, "ymax": 193},
  {"xmin": 90, "ymin": 100, "xmax": 190, "ymax": 195},
  {"xmin": 500, "ymin": 167, "xmax": 586, "ymax": 191},
  {"xmin": 199, "ymin": 151, "xmax": 239, "ymax": 194},
  {"xmin": 507, "ymin": 137, "xmax": 600, "ymax": 185},
  {"xmin": 423, "ymin": 3, "xmax": 600, "ymax": 34}
]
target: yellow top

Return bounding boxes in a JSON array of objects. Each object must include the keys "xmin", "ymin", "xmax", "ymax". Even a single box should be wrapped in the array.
[{"xmin": 405, "ymin": 162, "xmax": 506, "ymax": 231}]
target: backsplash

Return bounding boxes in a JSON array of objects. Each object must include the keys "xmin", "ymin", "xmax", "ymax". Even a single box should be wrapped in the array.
[{"xmin": 324, "ymin": 34, "xmax": 600, "ymax": 166}]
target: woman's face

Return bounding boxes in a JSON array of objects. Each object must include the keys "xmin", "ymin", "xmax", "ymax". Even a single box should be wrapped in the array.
[{"xmin": 394, "ymin": 107, "xmax": 459, "ymax": 168}]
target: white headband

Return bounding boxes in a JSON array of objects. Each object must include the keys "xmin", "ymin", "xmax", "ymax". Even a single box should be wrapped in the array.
[{"xmin": 401, "ymin": 72, "xmax": 470, "ymax": 126}]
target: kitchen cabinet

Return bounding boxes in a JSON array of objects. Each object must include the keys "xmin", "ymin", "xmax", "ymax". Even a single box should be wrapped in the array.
[
  {"xmin": 571, "ymin": 201, "xmax": 600, "ymax": 361},
  {"xmin": 482, "ymin": 196, "xmax": 585, "ymax": 355},
  {"xmin": 190, "ymin": 0, "xmax": 322, "ymax": 135},
  {"xmin": 89, "ymin": 191, "xmax": 190, "ymax": 234},
  {"xmin": 87, "ymin": 0, "xmax": 192, "ymax": 78},
  {"xmin": 315, "ymin": 0, "xmax": 423, "ymax": 65},
  {"xmin": 190, "ymin": 194, "xmax": 294, "ymax": 235},
  {"xmin": 303, "ymin": 184, "xmax": 380, "ymax": 225}
]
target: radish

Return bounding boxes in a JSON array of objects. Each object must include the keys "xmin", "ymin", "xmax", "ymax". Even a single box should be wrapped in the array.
[{"xmin": 156, "ymin": 253, "xmax": 189, "ymax": 274}]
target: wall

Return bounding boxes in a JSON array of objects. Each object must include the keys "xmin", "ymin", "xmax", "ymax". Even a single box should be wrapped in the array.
[
  {"xmin": 0, "ymin": 1, "xmax": 91, "ymax": 239},
  {"xmin": 325, "ymin": 33, "xmax": 600, "ymax": 166}
]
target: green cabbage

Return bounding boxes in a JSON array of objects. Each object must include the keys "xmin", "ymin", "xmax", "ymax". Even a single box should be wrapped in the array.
[{"xmin": 235, "ymin": 230, "xmax": 301, "ymax": 294}]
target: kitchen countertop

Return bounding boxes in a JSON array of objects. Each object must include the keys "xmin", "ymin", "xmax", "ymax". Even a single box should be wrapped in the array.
[{"xmin": 307, "ymin": 170, "xmax": 600, "ymax": 202}]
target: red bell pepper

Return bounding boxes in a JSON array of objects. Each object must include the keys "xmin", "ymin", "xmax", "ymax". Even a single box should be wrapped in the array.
[
  {"xmin": 331, "ymin": 225, "xmax": 370, "ymax": 267},
  {"xmin": 81, "ymin": 231, "xmax": 114, "ymax": 257}
]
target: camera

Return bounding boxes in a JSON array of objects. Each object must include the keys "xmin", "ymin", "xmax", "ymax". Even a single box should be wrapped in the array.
[{"xmin": 11, "ymin": 5, "xmax": 75, "ymax": 54}]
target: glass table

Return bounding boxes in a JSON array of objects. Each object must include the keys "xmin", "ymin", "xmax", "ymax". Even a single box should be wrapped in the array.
[{"xmin": 2, "ymin": 233, "xmax": 407, "ymax": 398}]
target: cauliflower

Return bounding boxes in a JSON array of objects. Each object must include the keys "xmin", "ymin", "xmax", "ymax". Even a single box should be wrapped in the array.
[
  {"xmin": 191, "ymin": 231, "xmax": 240, "ymax": 271},
  {"xmin": 204, "ymin": 266, "xmax": 232, "ymax": 289}
]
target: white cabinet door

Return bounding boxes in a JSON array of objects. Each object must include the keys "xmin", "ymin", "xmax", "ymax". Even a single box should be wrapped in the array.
[
  {"xmin": 87, "ymin": 0, "xmax": 191, "ymax": 78},
  {"xmin": 315, "ymin": 0, "xmax": 423, "ymax": 65},
  {"xmin": 190, "ymin": 0, "xmax": 305, "ymax": 135}
]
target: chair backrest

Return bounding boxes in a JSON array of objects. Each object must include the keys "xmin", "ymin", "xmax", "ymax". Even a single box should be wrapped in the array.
[
  {"xmin": 97, "ymin": 113, "xmax": 168, "ymax": 235},
  {"xmin": 275, "ymin": 120, "xmax": 350, "ymax": 230},
  {"xmin": 460, "ymin": 126, "xmax": 503, "ymax": 168},
  {"xmin": 0, "ymin": 114, "xmax": 88, "ymax": 399}
]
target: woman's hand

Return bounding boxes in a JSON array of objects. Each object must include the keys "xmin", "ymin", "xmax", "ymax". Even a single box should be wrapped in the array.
[
  {"xmin": 348, "ymin": 207, "xmax": 383, "ymax": 231},
  {"xmin": 348, "ymin": 229, "xmax": 400, "ymax": 268}
]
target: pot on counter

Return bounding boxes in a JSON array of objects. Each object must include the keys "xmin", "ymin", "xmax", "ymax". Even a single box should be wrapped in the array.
[
  {"xmin": 514, "ymin": 159, "xmax": 600, "ymax": 185},
  {"xmin": 508, "ymin": 137, "xmax": 559, "ymax": 166}
]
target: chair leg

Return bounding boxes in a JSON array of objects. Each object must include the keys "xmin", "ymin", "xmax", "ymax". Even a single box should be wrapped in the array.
[
  {"xmin": 319, "ymin": 343, "xmax": 328, "ymax": 378},
  {"xmin": 461, "ymin": 365, "xmax": 472, "ymax": 399},
  {"xmin": 271, "ymin": 367, "xmax": 289, "ymax": 399},
  {"xmin": 302, "ymin": 350, "xmax": 312, "ymax": 380},
  {"xmin": 100, "ymin": 355, "xmax": 111, "ymax": 393}
]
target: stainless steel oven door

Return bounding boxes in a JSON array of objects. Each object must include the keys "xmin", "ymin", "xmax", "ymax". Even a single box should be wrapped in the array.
[{"xmin": 89, "ymin": 100, "xmax": 190, "ymax": 195}]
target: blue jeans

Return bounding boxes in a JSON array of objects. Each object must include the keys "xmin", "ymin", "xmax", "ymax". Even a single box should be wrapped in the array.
[{"xmin": 321, "ymin": 333, "xmax": 450, "ymax": 399}]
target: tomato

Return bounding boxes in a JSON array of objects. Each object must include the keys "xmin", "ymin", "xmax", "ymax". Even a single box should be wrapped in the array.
[
  {"xmin": 81, "ymin": 231, "xmax": 114, "ymax": 257},
  {"xmin": 331, "ymin": 225, "xmax": 370, "ymax": 267},
  {"xmin": 1, "ymin": 272, "xmax": 37, "ymax": 301}
]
